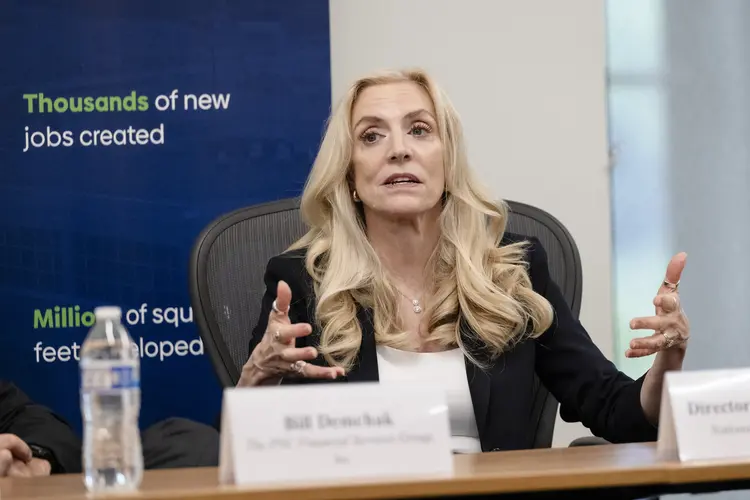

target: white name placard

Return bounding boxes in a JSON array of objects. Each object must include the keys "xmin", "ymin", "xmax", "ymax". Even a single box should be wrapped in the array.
[
  {"xmin": 657, "ymin": 368, "xmax": 750, "ymax": 462},
  {"xmin": 219, "ymin": 382, "xmax": 454, "ymax": 486}
]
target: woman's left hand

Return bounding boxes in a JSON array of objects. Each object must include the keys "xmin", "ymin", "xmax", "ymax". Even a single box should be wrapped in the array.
[{"xmin": 626, "ymin": 252, "xmax": 689, "ymax": 358}]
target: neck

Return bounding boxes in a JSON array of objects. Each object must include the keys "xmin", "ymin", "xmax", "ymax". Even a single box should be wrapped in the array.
[{"xmin": 365, "ymin": 207, "xmax": 441, "ymax": 295}]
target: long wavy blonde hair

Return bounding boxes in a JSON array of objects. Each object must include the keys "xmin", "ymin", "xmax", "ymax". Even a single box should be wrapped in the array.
[{"xmin": 289, "ymin": 68, "xmax": 553, "ymax": 370}]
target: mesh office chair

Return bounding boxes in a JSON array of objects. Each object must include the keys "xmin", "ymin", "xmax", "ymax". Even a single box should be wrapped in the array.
[{"xmin": 189, "ymin": 197, "xmax": 583, "ymax": 449}]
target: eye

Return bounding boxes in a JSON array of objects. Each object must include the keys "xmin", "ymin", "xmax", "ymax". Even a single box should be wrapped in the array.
[
  {"xmin": 409, "ymin": 122, "xmax": 432, "ymax": 137},
  {"xmin": 359, "ymin": 128, "xmax": 381, "ymax": 144}
]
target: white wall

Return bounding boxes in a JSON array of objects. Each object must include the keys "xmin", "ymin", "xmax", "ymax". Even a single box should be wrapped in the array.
[{"xmin": 329, "ymin": 0, "xmax": 611, "ymax": 447}]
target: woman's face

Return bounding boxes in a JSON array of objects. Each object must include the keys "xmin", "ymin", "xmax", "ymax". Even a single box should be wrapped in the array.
[{"xmin": 349, "ymin": 82, "xmax": 445, "ymax": 218}]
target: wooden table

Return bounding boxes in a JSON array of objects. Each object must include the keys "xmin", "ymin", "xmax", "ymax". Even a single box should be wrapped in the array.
[{"xmin": 1, "ymin": 443, "xmax": 749, "ymax": 500}]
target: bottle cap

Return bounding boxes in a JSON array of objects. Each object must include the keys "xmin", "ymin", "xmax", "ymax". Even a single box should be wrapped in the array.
[{"xmin": 94, "ymin": 306, "xmax": 122, "ymax": 320}]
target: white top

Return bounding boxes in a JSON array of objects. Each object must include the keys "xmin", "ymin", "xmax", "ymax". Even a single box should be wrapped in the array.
[
  {"xmin": 375, "ymin": 345, "xmax": 482, "ymax": 454},
  {"xmin": 94, "ymin": 306, "xmax": 122, "ymax": 320}
]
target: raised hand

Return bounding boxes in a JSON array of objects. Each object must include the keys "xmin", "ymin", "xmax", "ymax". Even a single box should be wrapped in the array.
[
  {"xmin": 626, "ymin": 252, "xmax": 690, "ymax": 358},
  {"xmin": 238, "ymin": 280, "xmax": 345, "ymax": 386}
]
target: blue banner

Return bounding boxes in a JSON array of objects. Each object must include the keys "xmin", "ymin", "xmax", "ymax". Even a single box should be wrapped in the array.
[{"xmin": 0, "ymin": 0, "xmax": 331, "ymax": 432}]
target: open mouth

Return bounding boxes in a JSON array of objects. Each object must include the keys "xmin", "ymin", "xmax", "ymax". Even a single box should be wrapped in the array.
[{"xmin": 383, "ymin": 174, "xmax": 421, "ymax": 186}]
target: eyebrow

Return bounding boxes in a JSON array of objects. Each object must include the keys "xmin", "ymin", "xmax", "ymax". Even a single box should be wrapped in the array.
[{"xmin": 353, "ymin": 108, "xmax": 436, "ymax": 130}]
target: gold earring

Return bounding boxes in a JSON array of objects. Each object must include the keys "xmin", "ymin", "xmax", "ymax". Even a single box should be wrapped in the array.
[{"xmin": 352, "ymin": 190, "xmax": 360, "ymax": 202}]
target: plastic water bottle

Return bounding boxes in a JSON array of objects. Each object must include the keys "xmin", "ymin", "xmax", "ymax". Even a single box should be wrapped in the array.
[{"xmin": 80, "ymin": 306, "xmax": 143, "ymax": 492}]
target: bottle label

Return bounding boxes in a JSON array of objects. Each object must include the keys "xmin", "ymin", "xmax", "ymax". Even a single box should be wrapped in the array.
[{"xmin": 81, "ymin": 364, "xmax": 139, "ymax": 390}]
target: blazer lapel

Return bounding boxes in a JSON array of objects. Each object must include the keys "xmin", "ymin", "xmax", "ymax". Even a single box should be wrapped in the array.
[
  {"xmin": 346, "ymin": 307, "xmax": 379, "ymax": 383},
  {"xmin": 466, "ymin": 359, "xmax": 490, "ymax": 446}
]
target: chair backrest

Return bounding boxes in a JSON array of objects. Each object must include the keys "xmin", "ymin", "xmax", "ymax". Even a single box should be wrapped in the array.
[{"xmin": 189, "ymin": 197, "xmax": 582, "ymax": 448}]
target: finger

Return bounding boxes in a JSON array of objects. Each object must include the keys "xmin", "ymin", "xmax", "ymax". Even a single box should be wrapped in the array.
[
  {"xmin": 279, "ymin": 346, "xmax": 319, "ymax": 363},
  {"xmin": 625, "ymin": 347, "xmax": 658, "ymax": 358},
  {"xmin": 273, "ymin": 280, "xmax": 293, "ymax": 317},
  {"xmin": 28, "ymin": 458, "xmax": 51, "ymax": 477},
  {"xmin": 653, "ymin": 293, "xmax": 680, "ymax": 313},
  {"xmin": 267, "ymin": 322, "xmax": 313, "ymax": 344},
  {"xmin": 629, "ymin": 316, "xmax": 670, "ymax": 332},
  {"xmin": 299, "ymin": 364, "xmax": 346, "ymax": 380},
  {"xmin": 0, "ymin": 434, "xmax": 31, "ymax": 462},
  {"xmin": 8, "ymin": 460, "xmax": 30, "ymax": 478},
  {"xmin": 629, "ymin": 334, "xmax": 667, "ymax": 351},
  {"xmin": 658, "ymin": 252, "xmax": 687, "ymax": 295},
  {"xmin": 266, "ymin": 281, "xmax": 293, "ymax": 333},
  {"xmin": 0, "ymin": 449, "xmax": 13, "ymax": 477}
]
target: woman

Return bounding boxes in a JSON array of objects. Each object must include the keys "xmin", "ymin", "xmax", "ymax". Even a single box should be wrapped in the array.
[{"xmin": 238, "ymin": 69, "xmax": 690, "ymax": 453}]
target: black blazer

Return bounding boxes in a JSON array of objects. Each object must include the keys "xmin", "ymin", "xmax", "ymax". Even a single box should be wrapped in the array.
[
  {"xmin": 249, "ymin": 234, "xmax": 657, "ymax": 452},
  {"xmin": 0, "ymin": 380, "xmax": 82, "ymax": 473}
]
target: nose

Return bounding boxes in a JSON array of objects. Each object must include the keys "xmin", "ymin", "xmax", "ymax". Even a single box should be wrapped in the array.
[
  {"xmin": 388, "ymin": 134, "xmax": 412, "ymax": 163},
  {"xmin": 389, "ymin": 150, "xmax": 411, "ymax": 163}
]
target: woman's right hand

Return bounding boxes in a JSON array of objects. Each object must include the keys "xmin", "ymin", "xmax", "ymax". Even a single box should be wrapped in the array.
[{"xmin": 237, "ymin": 280, "xmax": 345, "ymax": 387}]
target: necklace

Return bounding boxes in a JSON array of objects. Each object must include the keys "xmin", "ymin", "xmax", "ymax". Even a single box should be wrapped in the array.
[{"xmin": 394, "ymin": 287, "xmax": 423, "ymax": 314}]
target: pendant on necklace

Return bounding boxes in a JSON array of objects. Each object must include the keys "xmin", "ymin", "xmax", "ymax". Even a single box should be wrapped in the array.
[{"xmin": 412, "ymin": 299, "xmax": 422, "ymax": 314}]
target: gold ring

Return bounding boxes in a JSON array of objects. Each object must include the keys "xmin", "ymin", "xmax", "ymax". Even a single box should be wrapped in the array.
[
  {"xmin": 663, "ymin": 279, "xmax": 679, "ymax": 291},
  {"xmin": 662, "ymin": 332, "xmax": 677, "ymax": 349}
]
